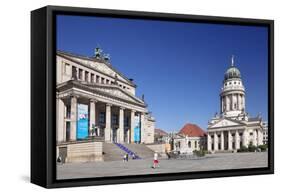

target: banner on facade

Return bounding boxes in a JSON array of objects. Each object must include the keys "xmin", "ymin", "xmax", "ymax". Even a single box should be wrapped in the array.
[
  {"xmin": 77, "ymin": 103, "xmax": 89, "ymax": 139},
  {"xmin": 134, "ymin": 114, "xmax": 141, "ymax": 143}
]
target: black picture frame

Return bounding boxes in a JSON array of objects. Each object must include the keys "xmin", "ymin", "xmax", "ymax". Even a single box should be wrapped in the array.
[{"xmin": 31, "ymin": 5, "xmax": 274, "ymax": 188}]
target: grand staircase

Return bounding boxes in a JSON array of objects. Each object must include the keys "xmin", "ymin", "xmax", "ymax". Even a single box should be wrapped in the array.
[{"xmin": 103, "ymin": 143, "xmax": 154, "ymax": 161}]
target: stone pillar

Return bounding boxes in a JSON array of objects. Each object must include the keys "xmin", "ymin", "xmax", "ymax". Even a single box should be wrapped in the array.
[
  {"xmin": 70, "ymin": 95, "xmax": 77, "ymax": 141},
  {"xmin": 237, "ymin": 94, "xmax": 240, "ymax": 110},
  {"xmin": 228, "ymin": 131, "xmax": 232, "ymax": 150},
  {"xmin": 130, "ymin": 110, "xmax": 136, "ymax": 143},
  {"xmin": 257, "ymin": 129, "xmax": 263, "ymax": 146},
  {"xmin": 89, "ymin": 99, "xmax": 97, "ymax": 136},
  {"xmin": 242, "ymin": 130, "xmax": 248, "ymax": 147},
  {"xmin": 105, "ymin": 103, "xmax": 112, "ymax": 142},
  {"xmin": 235, "ymin": 130, "xmax": 240, "ymax": 150},
  {"xmin": 220, "ymin": 131, "xmax": 224, "ymax": 151},
  {"xmin": 127, "ymin": 129, "xmax": 130, "ymax": 144},
  {"xmin": 207, "ymin": 133, "xmax": 211, "ymax": 151},
  {"xmin": 214, "ymin": 132, "xmax": 218, "ymax": 151},
  {"xmin": 253, "ymin": 130, "xmax": 257, "ymax": 146},
  {"xmin": 57, "ymin": 98, "xmax": 65, "ymax": 142},
  {"xmin": 232, "ymin": 94, "xmax": 235, "ymax": 110},
  {"xmin": 242, "ymin": 95, "xmax": 245, "ymax": 111},
  {"xmin": 119, "ymin": 107, "xmax": 125, "ymax": 143},
  {"xmin": 140, "ymin": 113, "xmax": 145, "ymax": 143},
  {"xmin": 226, "ymin": 95, "xmax": 230, "ymax": 111}
]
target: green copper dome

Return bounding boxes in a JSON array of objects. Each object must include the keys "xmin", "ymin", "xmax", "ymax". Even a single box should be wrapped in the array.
[{"xmin": 224, "ymin": 66, "xmax": 241, "ymax": 80}]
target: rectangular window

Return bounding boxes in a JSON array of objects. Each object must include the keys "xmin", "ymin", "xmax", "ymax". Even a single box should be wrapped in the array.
[
  {"xmin": 99, "ymin": 112, "xmax": 105, "ymax": 124},
  {"xmin": 66, "ymin": 105, "xmax": 71, "ymax": 119},
  {"xmin": 85, "ymin": 71, "xmax": 89, "ymax": 82},
  {"xmin": 64, "ymin": 63, "xmax": 70, "ymax": 74},
  {"xmin": 72, "ymin": 66, "xmax": 77, "ymax": 79},
  {"xmin": 101, "ymin": 77, "xmax": 105, "ymax": 84},
  {"xmin": 112, "ymin": 114, "xmax": 118, "ymax": 125},
  {"xmin": 78, "ymin": 69, "xmax": 83, "ymax": 80},
  {"xmin": 96, "ymin": 75, "xmax": 100, "ymax": 83},
  {"xmin": 91, "ymin": 74, "xmax": 95, "ymax": 83}
]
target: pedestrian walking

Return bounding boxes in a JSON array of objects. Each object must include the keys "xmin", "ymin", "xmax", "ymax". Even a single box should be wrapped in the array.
[
  {"xmin": 153, "ymin": 152, "xmax": 159, "ymax": 168},
  {"xmin": 123, "ymin": 154, "xmax": 127, "ymax": 162}
]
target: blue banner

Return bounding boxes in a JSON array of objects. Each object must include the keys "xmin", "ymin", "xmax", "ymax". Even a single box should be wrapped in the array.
[
  {"xmin": 77, "ymin": 104, "xmax": 88, "ymax": 139},
  {"xmin": 134, "ymin": 114, "xmax": 141, "ymax": 142}
]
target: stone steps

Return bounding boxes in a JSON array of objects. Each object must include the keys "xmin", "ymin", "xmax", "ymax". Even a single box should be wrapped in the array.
[{"xmin": 103, "ymin": 143, "xmax": 154, "ymax": 161}]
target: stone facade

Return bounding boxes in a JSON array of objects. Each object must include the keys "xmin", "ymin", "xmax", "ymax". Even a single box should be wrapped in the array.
[
  {"xmin": 56, "ymin": 49, "xmax": 155, "ymax": 148},
  {"xmin": 207, "ymin": 57, "xmax": 264, "ymax": 152}
]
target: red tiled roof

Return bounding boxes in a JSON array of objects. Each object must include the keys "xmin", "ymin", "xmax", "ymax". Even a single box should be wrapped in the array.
[
  {"xmin": 155, "ymin": 128, "xmax": 168, "ymax": 136},
  {"xmin": 178, "ymin": 123, "xmax": 206, "ymax": 137}
]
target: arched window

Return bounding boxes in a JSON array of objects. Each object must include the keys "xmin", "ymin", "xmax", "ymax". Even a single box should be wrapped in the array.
[{"xmin": 188, "ymin": 141, "xmax": 191, "ymax": 148}]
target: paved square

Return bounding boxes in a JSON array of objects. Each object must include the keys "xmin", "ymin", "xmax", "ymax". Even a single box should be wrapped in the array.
[{"xmin": 57, "ymin": 152, "xmax": 268, "ymax": 180}]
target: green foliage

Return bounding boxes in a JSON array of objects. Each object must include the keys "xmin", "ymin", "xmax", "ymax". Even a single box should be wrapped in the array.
[
  {"xmin": 193, "ymin": 149, "xmax": 207, "ymax": 157},
  {"xmin": 237, "ymin": 146, "xmax": 248, "ymax": 152},
  {"xmin": 258, "ymin": 144, "xmax": 268, "ymax": 152},
  {"xmin": 248, "ymin": 145, "xmax": 257, "ymax": 152}
]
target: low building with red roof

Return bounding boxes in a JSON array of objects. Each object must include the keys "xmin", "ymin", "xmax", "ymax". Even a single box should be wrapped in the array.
[{"xmin": 171, "ymin": 123, "xmax": 207, "ymax": 153}]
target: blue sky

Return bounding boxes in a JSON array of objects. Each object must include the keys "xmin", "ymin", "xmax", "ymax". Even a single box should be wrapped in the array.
[{"xmin": 57, "ymin": 15, "xmax": 268, "ymax": 132}]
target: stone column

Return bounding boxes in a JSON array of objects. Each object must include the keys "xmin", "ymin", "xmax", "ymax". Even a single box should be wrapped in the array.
[
  {"xmin": 228, "ymin": 131, "xmax": 232, "ymax": 150},
  {"xmin": 242, "ymin": 95, "xmax": 245, "ymax": 111},
  {"xmin": 70, "ymin": 95, "xmax": 77, "ymax": 141},
  {"xmin": 140, "ymin": 113, "xmax": 145, "ymax": 143},
  {"xmin": 119, "ymin": 107, "xmax": 125, "ymax": 143},
  {"xmin": 130, "ymin": 110, "xmax": 136, "ymax": 143},
  {"xmin": 105, "ymin": 103, "xmax": 112, "ymax": 142},
  {"xmin": 214, "ymin": 132, "xmax": 218, "ymax": 151},
  {"xmin": 235, "ymin": 130, "xmax": 240, "ymax": 150},
  {"xmin": 220, "ymin": 131, "xmax": 224, "ymax": 151},
  {"xmin": 242, "ymin": 130, "xmax": 248, "ymax": 147},
  {"xmin": 57, "ymin": 98, "xmax": 65, "ymax": 142},
  {"xmin": 253, "ymin": 130, "xmax": 257, "ymax": 146},
  {"xmin": 231, "ymin": 94, "xmax": 235, "ymax": 110},
  {"xmin": 207, "ymin": 133, "xmax": 211, "ymax": 151},
  {"xmin": 237, "ymin": 94, "xmax": 240, "ymax": 110},
  {"xmin": 257, "ymin": 129, "xmax": 263, "ymax": 146},
  {"xmin": 89, "ymin": 99, "xmax": 97, "ymax": 136},
  {"xmin": 226, "ymin": 95, "xmax": 230, "ymax": 111}
]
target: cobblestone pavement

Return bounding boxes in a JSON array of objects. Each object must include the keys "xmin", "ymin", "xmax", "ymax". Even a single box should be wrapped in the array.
[{"xmin": 57, "ymin": 152, "xmax": 268, "ymax": 180}]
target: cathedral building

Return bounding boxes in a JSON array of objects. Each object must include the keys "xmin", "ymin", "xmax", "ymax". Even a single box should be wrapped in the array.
[{"xmin": 207, "ymin": 56, "xmax": 264, "ymax": 152}]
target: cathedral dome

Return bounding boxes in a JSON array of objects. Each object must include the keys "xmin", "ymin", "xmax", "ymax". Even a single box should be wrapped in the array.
[{"xmin": 224, "ymin": 66, "xmax": 241, "ymax": 80}]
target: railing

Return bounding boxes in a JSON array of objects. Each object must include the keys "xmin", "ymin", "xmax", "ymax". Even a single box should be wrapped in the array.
[{"xmin": 114, "ymin": 143, "xmax": 141, "ymax": 159}]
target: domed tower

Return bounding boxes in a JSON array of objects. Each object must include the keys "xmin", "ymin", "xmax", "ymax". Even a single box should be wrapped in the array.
[{"xmin": 220, "ymin": 56, "xmax": 246, "ymax": 118}]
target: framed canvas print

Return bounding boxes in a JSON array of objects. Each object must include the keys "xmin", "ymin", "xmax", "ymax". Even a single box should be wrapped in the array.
[{"xmin": 31, "ymin": 5, "xmax": 274, "ymax": 188}]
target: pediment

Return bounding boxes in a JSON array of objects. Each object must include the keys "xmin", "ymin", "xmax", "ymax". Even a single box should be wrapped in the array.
[
  {"xmin": 91, "ymin": 85, "xmax": 144, "ymax": 105},
  {"xmin": 209, "ymin": 118, "xmax": 244, "ymax": 129},
  {"xmin": 58, "ymin": 52, "xmax": 132, "ymax": 85}
]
